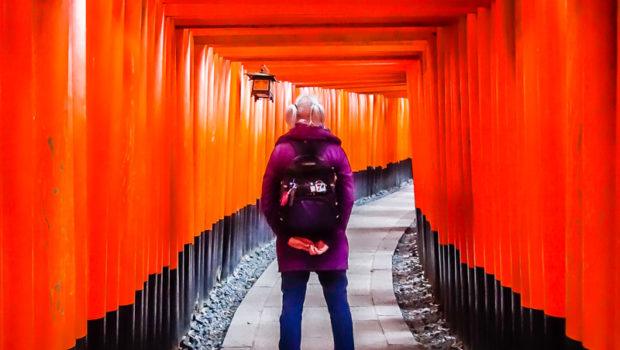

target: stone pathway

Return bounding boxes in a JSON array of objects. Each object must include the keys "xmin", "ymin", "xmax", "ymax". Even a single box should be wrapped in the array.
[{"xmin": 221, "ymin": 185, "xmax": 424, "ymax": 350}]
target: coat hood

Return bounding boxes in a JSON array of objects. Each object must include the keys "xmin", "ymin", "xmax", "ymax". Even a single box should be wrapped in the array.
[{"xmin": 276, "ymin": 124, "xmax": 342, "ymax": 146}]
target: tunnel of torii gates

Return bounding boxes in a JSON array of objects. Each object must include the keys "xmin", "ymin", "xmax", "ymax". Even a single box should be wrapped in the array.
[{"xmin": 1, "ymin": 0, "xmax": 620, "ymax": 349}]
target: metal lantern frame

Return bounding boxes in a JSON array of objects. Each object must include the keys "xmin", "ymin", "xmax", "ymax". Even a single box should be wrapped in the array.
[{"xmin": 247, "ymin": 66, "xmax": 277, "ymax": 102}]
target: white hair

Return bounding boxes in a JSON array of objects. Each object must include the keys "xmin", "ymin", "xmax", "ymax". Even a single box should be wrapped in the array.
[
  {"xmin": 292, "ymin": 94, "xmax": 325, "ymax": 126},
  {"xmin": 309, "ymin": 103, "xmax": 325, "ymax": 125},
  {"xmin": 285, "ymin": 104, "xmax": 297, "ymax": 129}
]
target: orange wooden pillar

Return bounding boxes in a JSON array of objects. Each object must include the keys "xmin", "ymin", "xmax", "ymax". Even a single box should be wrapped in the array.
[
  {"xmin": 616, "ymin": 2, "xmax": 620, "ymax": 345},
  {"xmin": 445, "ymin": 20, "xmax": 461, "ymax": 336},
  {"xmin": 518, "ymin": 3, "xmax": 546, "ymax": 341},
  {"xmin": 566, "ymin": 1, "xmax": 616, "ymax": 349},
  {"xmin": 212, "ymin": 54, "xmax": 229, "ymax": 227},
  {"xmin": 85, "ymin": 0, "xmax": 115, "ymax": 344},
  {"xmin": 512, "ymin": 0, "xmax": 530, "ymax": 329},
  {"xmin": 161, "ymin": 16, "xmax": 177, "ymax": 336},
  {"xmin": 118, "ymin": 2, "xmax": 143, "ymax": 345},
  {"xmin": 564, "ymin": 0, "xmax": 585, "ymax": 342},
  {"xmin": 0, "ymin": 2, "xmax": 36, "ymax": 349},
  {"xmin": 454, "ymin": 19, "xmax": 465, "ymax": 329},
  {"xmin": 32, "ymin": 1, "xmax": 77, "ymax": 348},
  {"xmin": 494, "ymin": 0, "xmax": 518, "ymax": 345},
  {"xmin": 466, "ymin": 12, "xmax": 483, "ymax": 271},
  {"xmin": 424, "ymin": 39, "xmax": 441, "ymax": 230},
  {"xmin": 457, "ymin": 16, "xmax": 473, "ymax": 270},
  {"xmin": 475, "ymin": 5, "xmax": 494, "ymax": 286},
  {"xmin": 435, "ymin": 26, "xmax": 447, "ymax": 245},
  {"xmin": 203, "ymin": 47, "xmax": 216, "ymax": 229},
  {"xmin": 434, "ymin": 25, "xmax": 448, "ymax": 317},
  {"xmin": 172, "ymin": 27, "xmax": 196, "ymax": 336},
  {"xmin": 457, "ymin": 16, "xmax": 477, "ymax": 346},
  {"xmin": 406, "ymin": 62, "xmax": 423, "ymax": 208},
  {"xmin": 69, "ymin": 0, "xmax": 88, "ymax": 344},
  {"xmin": 102, "ymin": 4, "xmax": 125, "ymax": 344},
  {"xmin": 537, "ymin": 1, "xmax": 567, "ymax": 346},
  {"xmin": 141, "ymin": 5, "xmax": 168, "ymax": 348},
  {"xmin": 158, "ymin": 19, "xmax": 176, "ymax": 340},
  {"xmin": 474, "ymin": 6, "xmax": 499, "ymax": 346},
  {"xmin": 194, "ymin": 44, "xmax": 209, "ymax": 239}
]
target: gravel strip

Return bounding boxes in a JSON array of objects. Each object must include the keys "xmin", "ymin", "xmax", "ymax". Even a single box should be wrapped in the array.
[
  {"xmin": 392, "ymin": 226, "xmax": 462, "ymax": 349},
  {"xmin": 178, "ymin": 241, "xmax": 276, "ymax": 350}
]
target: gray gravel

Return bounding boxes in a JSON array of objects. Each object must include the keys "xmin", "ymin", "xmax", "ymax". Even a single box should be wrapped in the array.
[
  {"xmin": 178, "ymin": 241, "xmax": 276, "ymax": 350},
  {"xmin": 392, "ymin": 226, "xmax": 462, "ymax": 349}
]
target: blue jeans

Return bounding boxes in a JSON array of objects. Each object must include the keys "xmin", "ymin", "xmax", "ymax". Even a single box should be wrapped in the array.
[{"xmin": 279, "ymin": 270, "xmax": 354, "ymax": 350}]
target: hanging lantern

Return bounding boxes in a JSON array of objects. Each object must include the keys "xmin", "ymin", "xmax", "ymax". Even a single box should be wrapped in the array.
[{"xmin": 247, "ymin": 65, "xmax": 277, "ymax": 102}]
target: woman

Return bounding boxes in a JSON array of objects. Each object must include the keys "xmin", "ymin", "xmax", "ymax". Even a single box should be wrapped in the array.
[{"xmin": 261, "ymin": 94, "xmax": 355, "ymax": 350}]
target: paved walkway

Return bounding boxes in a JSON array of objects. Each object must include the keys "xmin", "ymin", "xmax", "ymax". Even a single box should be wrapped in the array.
[{"xmin": 222, "ymin": 185, "xmax": 423, "ymax": 350}]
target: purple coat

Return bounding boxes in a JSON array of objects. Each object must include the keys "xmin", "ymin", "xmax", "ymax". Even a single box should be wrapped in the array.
[{"xmin": 261, "ymin": 124, "xmax": 355, "ymax": 272}]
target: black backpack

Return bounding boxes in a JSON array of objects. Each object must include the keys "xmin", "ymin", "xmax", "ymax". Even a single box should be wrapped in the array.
[{"xmin": 278, "ymin": 140, "xmax": 340, "ymax": 238}]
